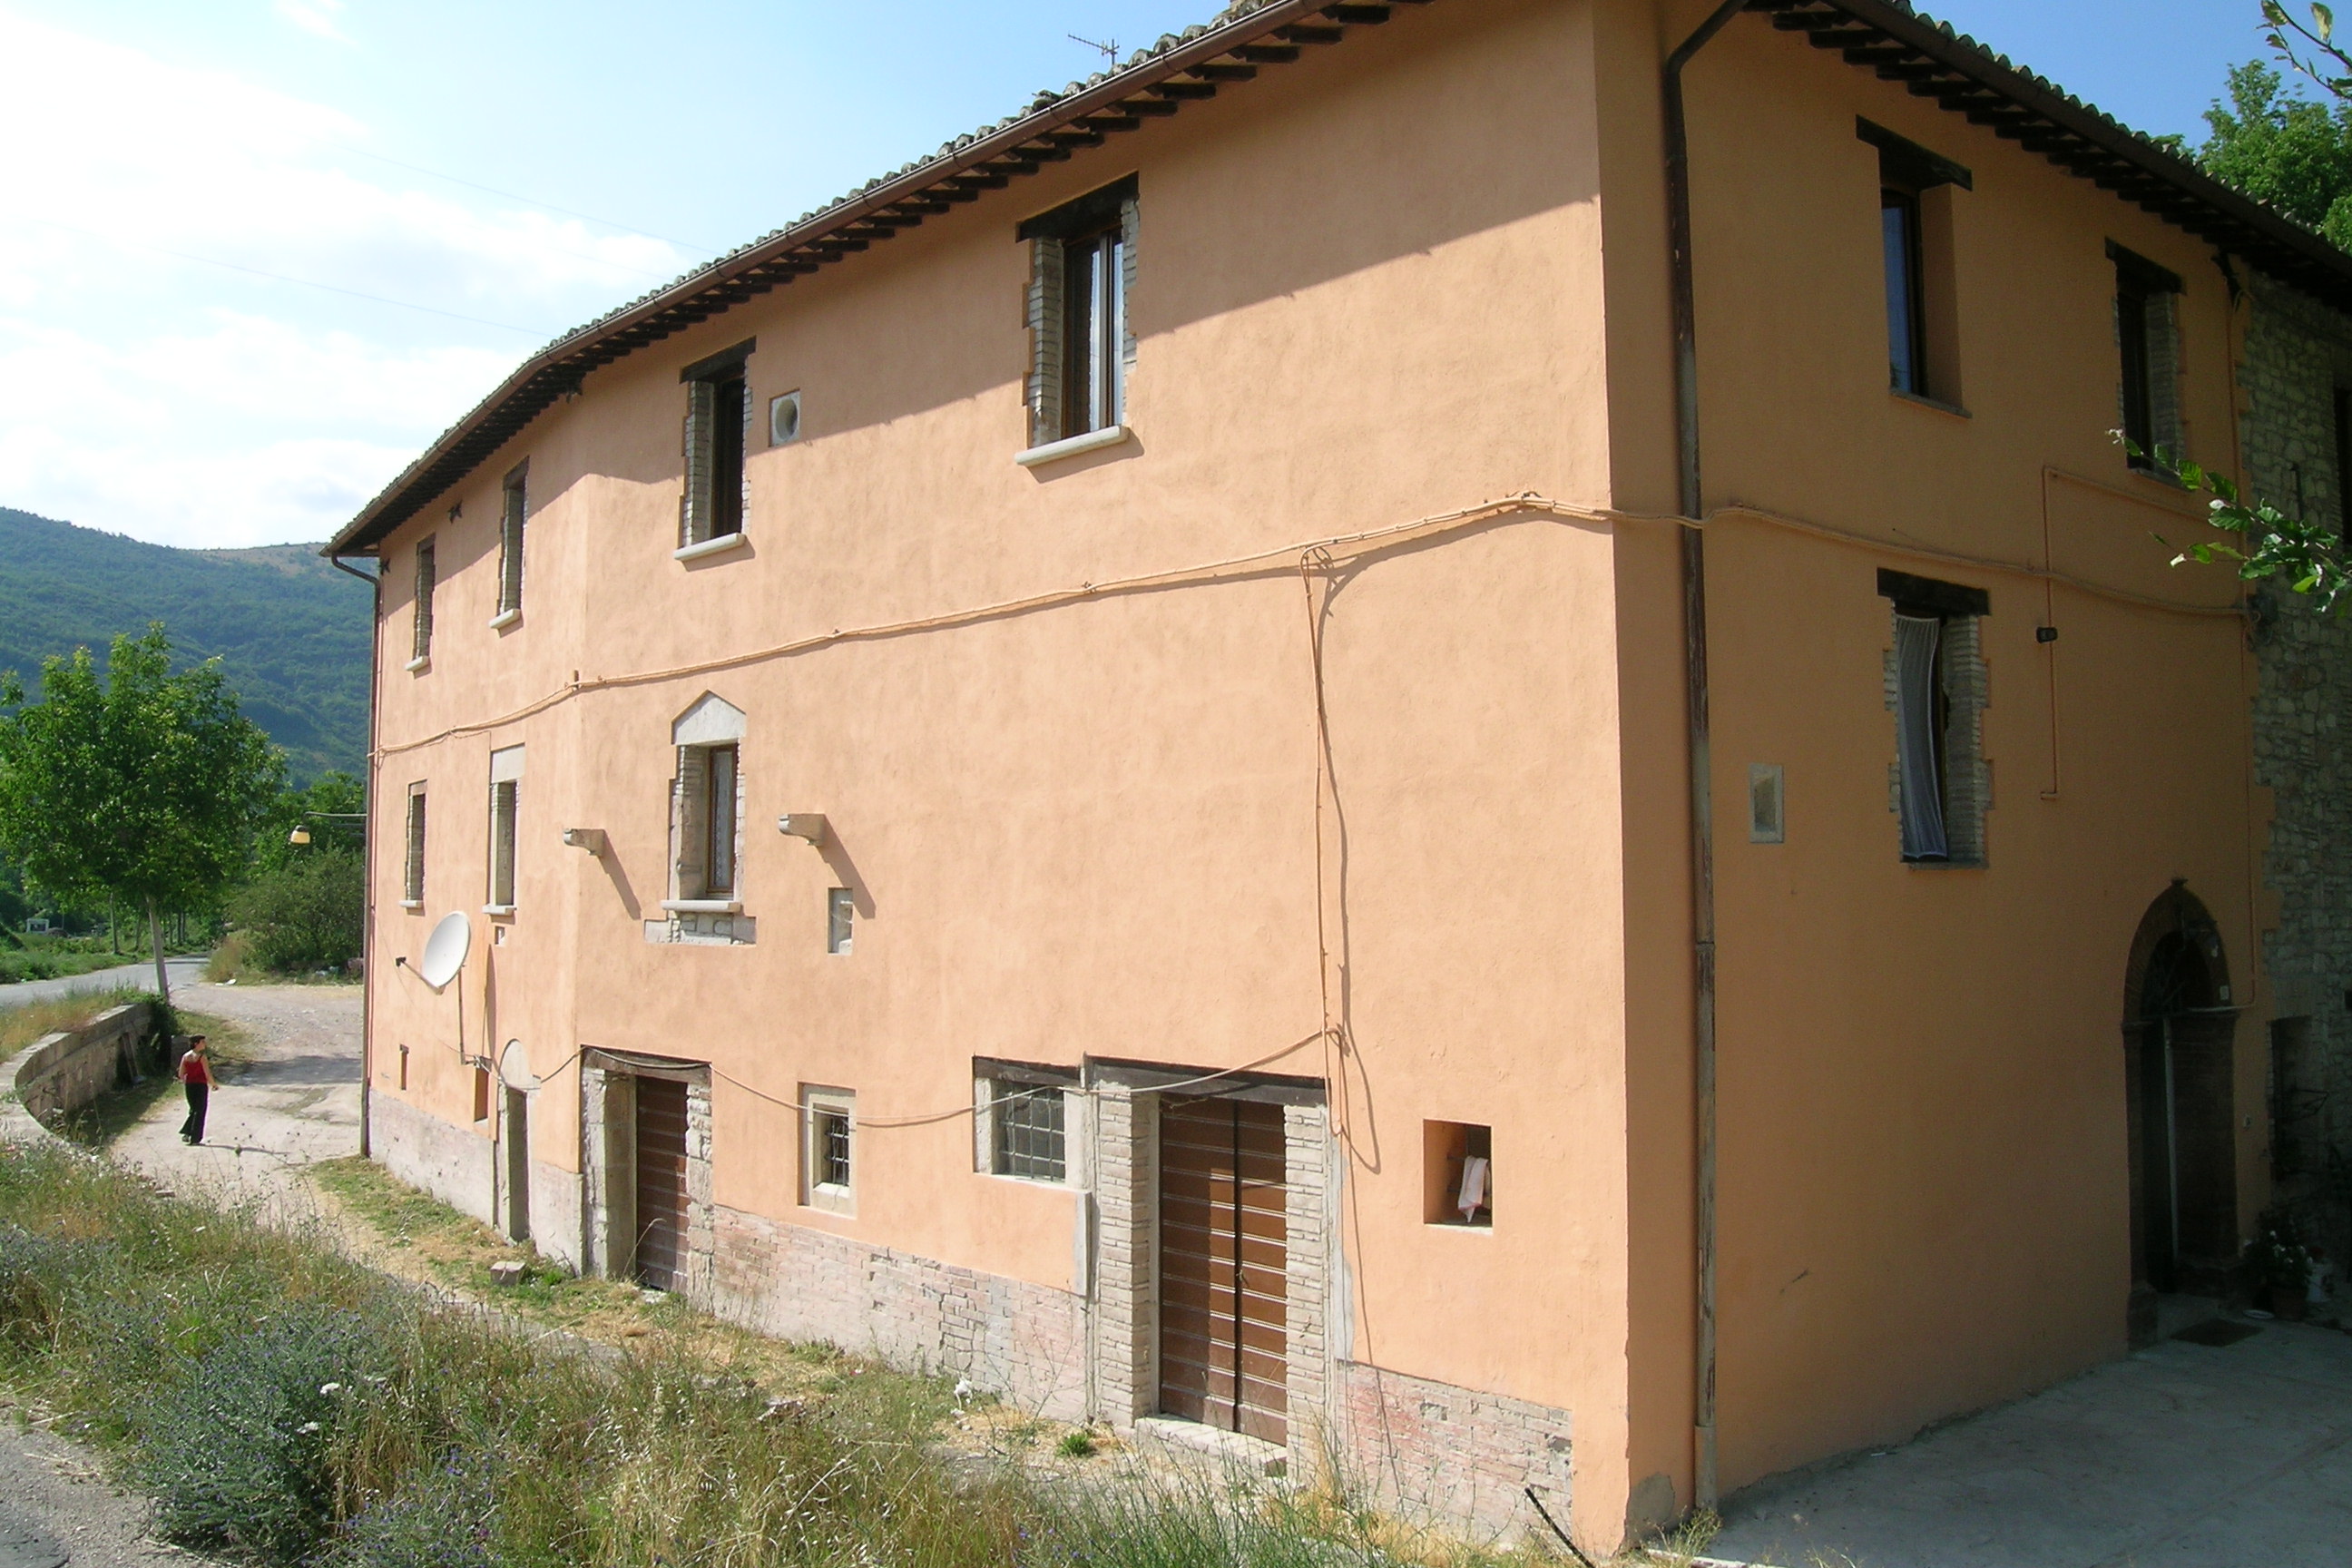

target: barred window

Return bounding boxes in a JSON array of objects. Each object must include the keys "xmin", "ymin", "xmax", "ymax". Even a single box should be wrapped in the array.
[
  {"xmin": 803, "ymin": 1086, "xmax": 855, "ymax": 1214},
  {"xmin": 994, "ymin": 1084, "xmax": 1066, "ymax": 1182}
]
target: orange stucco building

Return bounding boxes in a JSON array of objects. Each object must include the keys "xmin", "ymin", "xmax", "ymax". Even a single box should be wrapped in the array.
[{"xmin": 325, "ymin": 0, "xmax": 2352, "ymax": 1550}]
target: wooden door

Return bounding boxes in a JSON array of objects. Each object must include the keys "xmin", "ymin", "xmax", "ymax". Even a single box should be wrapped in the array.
[
  {"xmin": 1159, "ymin": 1095, "xmax": 1288, "ymax": 1445},
  {"xmin": 634, "ymin": 1077, "xmax": 690, "ymax": 1290}
]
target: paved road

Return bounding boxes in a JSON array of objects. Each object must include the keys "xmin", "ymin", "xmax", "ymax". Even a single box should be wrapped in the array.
[
  {"xmin": 0, "ymin": 956, "xmax": 205, "ymax": 1009},
  {"xmin": 1707, "ymin": 1316, "xmax": 2352, "ymax": 1567},
  {"xmin": 0, "ymin": 1413, "xmax": 215, "ymax": 1568}
]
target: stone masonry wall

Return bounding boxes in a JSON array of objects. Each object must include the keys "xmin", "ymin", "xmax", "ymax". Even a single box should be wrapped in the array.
[{"xmin": 2240, "ymin": 271, "xmax": 2352, "ymax": 1258}]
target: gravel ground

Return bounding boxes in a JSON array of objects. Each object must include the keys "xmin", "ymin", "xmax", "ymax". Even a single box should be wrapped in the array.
[{"xmin": 0, "ymin": 979, "xmax": 359, "ymax": 1564}]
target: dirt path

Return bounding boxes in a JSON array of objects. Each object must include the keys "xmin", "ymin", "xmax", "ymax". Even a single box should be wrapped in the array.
[
  {"xmin": 113, "ymin": 980, "xmax": 363, "ymax": 1215},
  {"xmin": 0, "ymin": 1399, "xmax": 219, "ymax": 1568}
]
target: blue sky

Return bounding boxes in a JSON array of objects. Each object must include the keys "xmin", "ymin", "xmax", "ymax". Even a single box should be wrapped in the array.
[{"xmin": 0, "ymin": 1, "xmax": 2292, "ymax": 547}]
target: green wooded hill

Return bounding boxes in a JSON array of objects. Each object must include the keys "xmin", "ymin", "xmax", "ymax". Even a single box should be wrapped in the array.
[{"xmin": 0, "ymin": 506, "xmax": 370, "ymax": 780}]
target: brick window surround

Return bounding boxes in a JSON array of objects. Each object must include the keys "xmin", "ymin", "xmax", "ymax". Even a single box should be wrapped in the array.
[
  {"xmin": 486, "ymin": 745, "xmax": 524, "ymax": 912},
  {"xmin": 680, "ymin": 338, "xmax": 755, "ymax": 548},
  {"xmin": 1880, "ymin": 569, "xmax": 1991, "ymax": 866},
  {"xmin": 1022, "ymin": 175, "xmax": 1138, "ymax": 447},
  {"xmin": 410, "ymin": 533, "xmax": 437, "ymax": 665},
  {"xmin": 2113, "ymin": 240, "xmax": 2185, "ymax": 470},
  {"xmin": 495, "ymin": 460, "xmax": 527, "ymax": 619},
  {"xmin": 401, "ymin": 782, "xmax": 427, "ymax": 906}
]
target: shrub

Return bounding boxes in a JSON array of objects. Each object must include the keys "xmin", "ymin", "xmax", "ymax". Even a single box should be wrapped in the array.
[
  {"xmin": 205, "ymin": 930, "xmax": 255, "ymax": 984},
  {"xmin": 138, "ymin": 1305, "xmax": 394, "ymax": 1564},
  {"xmin": 229, "ymin": 848, "xmax": 362, "ymax": 975}
]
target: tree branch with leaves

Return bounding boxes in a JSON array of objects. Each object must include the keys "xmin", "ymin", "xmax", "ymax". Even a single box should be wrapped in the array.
[
  {"xmin": 0, "ymin": 625, "xmax": 283, "ymax": 998},
  {"xmin": 2120, "ymin": 433, "xmax": 2352, "ymax": 609}
]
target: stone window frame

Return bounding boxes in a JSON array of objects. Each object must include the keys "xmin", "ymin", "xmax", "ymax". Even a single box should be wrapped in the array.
[
  {"xmin": 801, "ymin": 1084, "xmax": 857, "ymax": 1216},
  {"xmin": 664, "ymin": 695, "xmax": 748, "ymax": 904},
  {"xmin": 493, "ymin": 460, "xmax": 527, "ymax": 625},
  {"xmin": 579, "ymin": 1050, "xmax": 715, "ymax": 1291},
  {"xmin": 485, "ymin": 745, "xmax": 524, "ymax": 915},
  {"xmin": 1021, "ymin": 175, "xmax": 1139, "ymax": 450},
  {"xmin": 679, "ymin": 338, "xmax": 755, "ymax": 554},
  {"xmin": 2112, "ymin": 240, "xmax": 2185, "ymax": 473},
  {"xmin": 1879, "ymin": 569, "xmax": 1991, "ymax": 868},
  {"xmin": 407, "ymin": 530, "xmax": 437, "ymax": 671},
  {"xmin": 401, "ymin": 781, "xmax": 427, "ymax": 908},
  {"xmin": 973, "ymin": 1058, "xmax": 1083, "ymax": 1185}
]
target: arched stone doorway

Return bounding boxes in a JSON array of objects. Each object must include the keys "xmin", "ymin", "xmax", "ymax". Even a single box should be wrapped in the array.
[{"xmin": 2122, "ymin": 883, "xmax": 2239, "ymax": 1346}]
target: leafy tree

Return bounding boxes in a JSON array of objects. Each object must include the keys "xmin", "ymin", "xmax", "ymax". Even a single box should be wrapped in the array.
[
  {"xmin": 228, "ymin": 848, "xmax": 364, "ymax": 975},
  {"xmin": 253, "ymin": 771, "xmax": 366, "ymax": 877},
  {"xmin": 0, "ymin": 624, "xmax": 283, "ymax": 998},
  {"xmin": 2194, "ymin": 62, "xmax": 2352, "ymax": 248}
]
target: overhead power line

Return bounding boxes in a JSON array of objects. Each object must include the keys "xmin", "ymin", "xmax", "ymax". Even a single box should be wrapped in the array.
[
  {"xmin": 336, "ymin": 146, "xmax": 716, "ymax": 256},
  {"xmin": 15, "ymin": 215, "xmax": 557, "ymax": 337}
]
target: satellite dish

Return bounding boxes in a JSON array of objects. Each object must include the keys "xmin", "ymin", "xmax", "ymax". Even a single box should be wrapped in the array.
[
  {"xmin": 417, "ymin": 912, "xmax": 472, "ymax": 991},
  {"xmin": 498, "ymin": 1038, "xmax": 539, "ymax": 1093}
]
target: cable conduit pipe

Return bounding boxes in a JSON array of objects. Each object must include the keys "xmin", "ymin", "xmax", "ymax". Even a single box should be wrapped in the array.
[{"xmin": 1665, "ymin": 0, "xmax": 1750, "ymax": 1517}]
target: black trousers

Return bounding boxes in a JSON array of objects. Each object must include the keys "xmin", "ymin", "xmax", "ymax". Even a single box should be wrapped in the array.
[{"xmin": 181, "ymin": 1083, "xmax": 209, "ymax": 1143}]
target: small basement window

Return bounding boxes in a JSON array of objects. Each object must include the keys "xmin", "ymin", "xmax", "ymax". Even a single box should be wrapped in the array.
[
  {"xmin": 803, "ymin": 1086, "xmax": 855, "ymax": 1214},
  {"xmin": 1425, "ymin": 1121, "xmax": 1493, "ymax": 1228}
]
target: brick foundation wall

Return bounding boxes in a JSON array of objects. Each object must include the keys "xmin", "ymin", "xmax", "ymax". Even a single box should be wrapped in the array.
[
  {"xmin": 1328, "ymin": 1359, "xmax": 1574, "ymax": 1540},
  {"xmin": 708, "ymin": 1202, "xmax": 1090, "ymax": 1419}
]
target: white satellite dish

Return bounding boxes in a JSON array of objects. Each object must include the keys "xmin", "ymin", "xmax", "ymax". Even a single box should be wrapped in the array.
[
  {"xmin": 498, "ymin": 1038, "xmax": 539, "ymax": 1093},
  {"xmin": 417, "ymin": 911, "xmax": 472, "ymax": 991}
]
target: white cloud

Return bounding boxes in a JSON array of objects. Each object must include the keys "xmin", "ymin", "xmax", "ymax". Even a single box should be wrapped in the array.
[
  {"xmin": 274, "ymin": 0, "xmax": 350, "ymax": 44},
  {"xmin": 0, "ymin": 11, "xmax": 690, "ymax": 547}
]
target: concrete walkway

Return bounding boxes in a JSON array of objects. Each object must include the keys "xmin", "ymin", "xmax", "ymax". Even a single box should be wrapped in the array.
[
  {"xmin": 1708, "ymin": 1318, "xmax": 2352, "ymax": 1567},
  {"xmin": 0, "ymin": 956, "xmax": 204, "ymax": 1009}
]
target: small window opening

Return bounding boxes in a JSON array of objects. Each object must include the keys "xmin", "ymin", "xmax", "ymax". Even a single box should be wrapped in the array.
[
  {"xmin": 2111, "ymin": 242, "xmax": 2184, "ymax": 470},
  {"xmin": 1749, "ymin": 764, "xmax": 1786, "ymax": 844},
  {"xmin": 702, "ymin": 743, "xmax": 739, "ymax": 898},
  {"xmin": 473, "ymin": 1066, "xmax": 493, "ymax": 1123},
  {"xmin": 681, "ymin": 339, "xmax": 755, "ymax": 546},
  {"xmin": 828, "ymin": 887, "xmax": 854, "ymax": 955},
  {"xmin": 397, "ymin": 1044, "xmax": 409, "ymax": 1092},
  {"xmin": 803, "ymin": 1087, "xmax": 856, "ymax": 1213},
  {"xmin": 488, "ymin": 779, "xmax": 519, "ymax": 908},
  {"xmin": 497, "ymin": 465, "xmax": 527, "ymax": 616},
  {"xmin": 1425, "ymin": 1121, "xmax": 1494, "ymax": 1228},
  {"xmin": 403, "ymin": 783, "xmax": 427, "ymax": 905},
  {"xmin": 412, "ymin": 534, "xmax": 436, "ymax": 662},
  {"xmin": 994, "ymin": 1083, "xmax": 1067, "ymax": 1182}
]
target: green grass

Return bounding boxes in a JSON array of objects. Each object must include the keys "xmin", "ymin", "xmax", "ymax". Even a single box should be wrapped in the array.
[
  {"xmin": 0, "ymin": 987, "xmax": 146, "ymax": 1064},
  {"xmin": 0, "ymin": 1142, "xmax": 1587, "ymax": 1567}
]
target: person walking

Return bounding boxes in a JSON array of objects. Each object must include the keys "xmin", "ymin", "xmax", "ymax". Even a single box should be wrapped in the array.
[{"xmin": 178, "ymin": 1034, "xmax": 216, "ymax": 1145}]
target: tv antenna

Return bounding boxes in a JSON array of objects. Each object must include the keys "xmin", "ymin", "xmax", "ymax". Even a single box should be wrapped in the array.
[{"xmin": 1069, "ymin": 33, "xmax": 1119, "ymax": 66}]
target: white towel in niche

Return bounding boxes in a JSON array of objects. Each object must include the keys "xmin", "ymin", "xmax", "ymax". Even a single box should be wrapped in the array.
[{"xmin": 1457, "ymin": 1155, "xmax": 1488, "ymax": 1220}]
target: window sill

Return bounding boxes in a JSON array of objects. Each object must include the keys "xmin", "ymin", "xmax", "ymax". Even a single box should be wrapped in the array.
[
  {"xmin": 662, "ymin": 898, "xmax": 742, "ymax": 915},
  {"xmin": 403, "ymin": 655, "xmax": 430, "ymax": 674},
  {"xmin": 487, "ymin": 608, "xmax": 521, "ymax": 631},
  {"xmin": 1902, "ymin": 858, "xmax": 1986, "ymax": 871},
  {"xmin": 673, "ymin": 532, "xmax": 749, "ymax": 564},
  {"xmin": 482, "ymin": 904, "xmax": 516, "ymax": 918},
  {"xmin": 399, "ymin": 899, "xmax": 425, "ymax": 911},
  {"xmin": 804, "ymin": 1188, "xmax": 855, "ymax": 1217},
  {"xmin": 1890, "ymin": 388, "xmax": 1970, "ymax": 419},
  {"xmin": 1427, "ymin": 1216, "xmax": 1494, "ymax": 1231},
  {"xmin": 1016, "ymin": 424, "xmax": 1130, "ymax": 467}
]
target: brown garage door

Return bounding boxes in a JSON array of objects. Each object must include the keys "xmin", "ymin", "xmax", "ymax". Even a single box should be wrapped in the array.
[
  {"xmin": 634, "ymin": 1076, "xmax": 690, "ymax": 1290},
  {"xmin": 1160, "ymin": 1095, "xmax": 1288, "ymax": 1445}
]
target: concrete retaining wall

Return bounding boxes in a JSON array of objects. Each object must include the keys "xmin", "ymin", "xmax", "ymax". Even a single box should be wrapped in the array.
[{"xmin": 4, "ymin": 1003, "xmax": 162, "ymax": 1139}]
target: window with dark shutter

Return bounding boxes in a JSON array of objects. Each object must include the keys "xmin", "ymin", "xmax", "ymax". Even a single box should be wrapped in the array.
[
  {"xmin": 496, "ymin": 464, "xmax": 527, "ymax": 617},
  {"xmin": 411, "ymin": 536, "xmax": 436, "ymax": 662},
  {"xmin": 2111, "ymin": 242, "xmax": 2184, "ymax": 470},
  {"xmin": 680, "ymin": 339, "xmax": 755, "ymax": 547},
  {"xmin": 1021, "ymin": 175, "xmax": 1135, "ymax": 446},
  {"xmin": 403, "ymin": 783, "xmax": 427, "ymax": 905}
]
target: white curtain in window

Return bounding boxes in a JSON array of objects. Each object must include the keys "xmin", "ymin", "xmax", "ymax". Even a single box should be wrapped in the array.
[{"xmin": 1895, "ymin": 613, "xmax": 1947, "ymax": 858}]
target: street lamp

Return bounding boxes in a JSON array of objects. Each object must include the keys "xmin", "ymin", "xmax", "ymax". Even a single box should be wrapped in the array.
[{"xmin": 289, "ymin": 811, "xmax": 366, "ymax": 846}]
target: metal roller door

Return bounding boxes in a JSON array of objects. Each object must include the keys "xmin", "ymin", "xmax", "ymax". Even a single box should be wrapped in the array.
[
  {"xmin": 1159, "ymin": 1095, "xmax": 1288, "ymax": 1445},
  {"xmin": 633, "ymin": 1076, "xmax": 690, "ymax": 1290}
]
